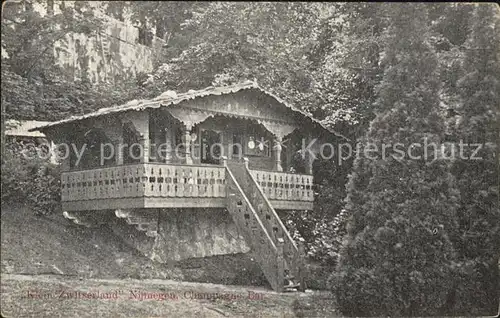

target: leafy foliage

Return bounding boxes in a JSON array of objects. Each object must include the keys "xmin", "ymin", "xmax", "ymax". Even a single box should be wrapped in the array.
[
  {"xmin": 1, "ymin": 140, "xmax": 61, "ymax": 215},
  {"xmin": 1, "ymin": 1, "xmax": 149, "ymax": 122},
  {"xmin": 2, "ymin": 4, "xmax": 498, "ymax": 314},
  {"xmin": 3, "ymin": 1, "xmax": 99, "ymax": 77},
  {"xmin": 143, "ymin": 3, "xmax": 366, "ymax": 130},
  {"xmin": 141, "ymin": 5, "xmax": 384, "ymax": 264}
]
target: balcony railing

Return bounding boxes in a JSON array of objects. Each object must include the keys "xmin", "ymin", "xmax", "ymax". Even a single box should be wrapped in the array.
[
  {"xmin": 60, "ymin": 163, "xmax": 313, "ymax": 205},
  {"xmin": 249, "ymin": 170, "xmax": 314, "ymax": 202},
  {"xmin": 61, "ymin": 163, "xmax": 226, "ymax": 202}
]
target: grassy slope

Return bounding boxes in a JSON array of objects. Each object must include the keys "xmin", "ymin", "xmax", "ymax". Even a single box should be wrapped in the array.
[
  {"xmin": 0, "ymin": 204, "xmax": 268, "ymax": 285},
  {"xmin": 0, "ymin": 205, "xmax": 339, "ymax": 317},
  {"xmin": 1, "ymin": 204, "xmax": 175, "ymax": 279}
]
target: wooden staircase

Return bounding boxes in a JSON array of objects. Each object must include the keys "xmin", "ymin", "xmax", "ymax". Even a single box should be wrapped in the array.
[{"xmin": 224, "ymin": 158, "xmax": 307, "ymax": 292}]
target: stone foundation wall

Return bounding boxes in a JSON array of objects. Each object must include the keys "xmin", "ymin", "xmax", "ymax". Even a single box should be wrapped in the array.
[{"xmin": 108, "ymin": 208, "xmax": 250, "ymax": 263}]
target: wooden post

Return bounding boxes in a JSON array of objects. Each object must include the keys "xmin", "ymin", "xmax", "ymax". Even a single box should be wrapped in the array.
[
  {"xmin": 164, "ymin": 128, "xmax": 172, "ymax": 164},
  {"xmin": 115, "ymin": 141, "xmax": 124, "ymax": 165},
  {"xmin": 276, "ymin": 237, "xmax": 285, "ymax": 293},
  {"xmin": 297, "ymin": 237, "xmax": 307, "ymax": 292},
  {"xmin": 49, "ymin": 140, "xmax": 58, "ymax": 164},
  {"xmin": 285, "ymin": 138, "xmax": 292, "ymax": 172},
  {"xmin": 183, "ymin": 126, "xmax": 193, "ymax": 165},
  {"xmin": 109, "ymin": 130, "xmax": 124, "ymax": 166},
  {"xmin": 305, "ymin": 156, "xmax": 313, "ymax": 175},
  {"xmin": 139, "ymin": 136, "xmax": 149, "ymax": 163},
  {"xmin": 152, "ymin": 123, "xmax": 162, "ymax": 162},
  {"xmin": 304, "ymin": 135, "xmax": 314, "ymax": 175},
  {"xmin": 274, "ymin": 137, "xmax": 283, "ymax": 172}
]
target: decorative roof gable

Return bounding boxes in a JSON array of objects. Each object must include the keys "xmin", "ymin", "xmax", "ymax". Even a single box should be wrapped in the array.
[{"xmin": 29, "ymin": 81, "xmax": 348, "ymax": 140}]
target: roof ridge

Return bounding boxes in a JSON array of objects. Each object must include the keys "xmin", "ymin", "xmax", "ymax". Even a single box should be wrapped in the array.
[{"xmin": 27, "ymin": 80, "xmax": 349, "ymax": 141}]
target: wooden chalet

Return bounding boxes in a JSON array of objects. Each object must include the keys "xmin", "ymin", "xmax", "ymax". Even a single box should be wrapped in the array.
[{"xmin": 30, "ymin": 81, "xmax": 338, "ymax": 292}]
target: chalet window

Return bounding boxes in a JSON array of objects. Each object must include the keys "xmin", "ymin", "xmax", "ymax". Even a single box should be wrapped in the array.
[
  {"xmin": 246, "ymin": 127, "xmax": 270, "ymax": 157},
  {"xmin": 200, "ymin": 129, "xmax": 222, "ymax": 164}
]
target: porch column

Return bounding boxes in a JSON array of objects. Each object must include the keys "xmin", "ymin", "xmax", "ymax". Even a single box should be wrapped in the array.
[
  {"xmin": 182, "ymin": 125, "xmax": 193, "ymax": 165},
  {"xmin": 151, "ymin": 124, "xmax": 162, "ymax": 162},
  {"xmin": 305, "ymin": 154, "xmax": 314, "ymax": 174},
  {"xmin": 257, "ymin": 120, "xmax": 298, "ymax": 172},
  {"xmin": 107, "ymin": 129, "xmax": 124, "ymax": 166},
  {"xmin": 274, "ymin": 137, "xmax": 283, "ymax": 172},
  {"xmin": 139, "ymin": 135, "xmax": 149, "ymax": 163},
  {"xmin": 114, "ymin": 139, "xmax": 124, "ymax": 165},
  {"xmin": 304, "ymin": 135, "xmax": 314, "ymax": 175},
  {"xmin": 49, "ymin": 140, "xmax": 58, "ymax": 164},
  {"xmin": 164, "ymin": 128, "xmax": 172, "ymax": 164}
]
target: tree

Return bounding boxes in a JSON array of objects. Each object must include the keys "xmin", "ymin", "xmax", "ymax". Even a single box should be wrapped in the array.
[
  {"xmin": 139, "ymin": 4, "xmax": 483, "ymax": 270},
  {"xmin": 449, "ymin": 4, "xmax": 500, "ymax": 314},
  {"xmin": 309, "ymin": 3, "xmax": 388, "ymax": 137},
  {"xmin": 1, "ymin": 1, "xmax": 151, "ymax": 161},
  {"xmin": 1, "ymin": 1, "xmax": 150, "ymax": 121},
  {"xmin": 331, "ymin": 4, "xmax": 461, "ymax": 316},
  {"xmin": 142, "ymin": 2, "xmax": 366, "ymax": 128}
]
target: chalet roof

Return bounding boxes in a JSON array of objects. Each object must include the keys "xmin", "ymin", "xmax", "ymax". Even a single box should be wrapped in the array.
[
  {"xmin": 28, "ymin": 81, "xmax": 348, "ymax": 140},
  {"xmin": 6, "ymin": 119, "xmax": 52, "ymax": 138}
]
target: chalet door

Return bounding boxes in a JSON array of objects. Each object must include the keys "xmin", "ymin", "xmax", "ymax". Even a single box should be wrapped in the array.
[{"xmin": 200, "ymin": 129, "xmax": 222, "ymax": 164}]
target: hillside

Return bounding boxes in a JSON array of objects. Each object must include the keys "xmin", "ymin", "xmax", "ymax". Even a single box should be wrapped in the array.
[
  {"xmin": 1, "ymin": 273, "xmax": 339, "ymax": 317},
  {"xmin": 0, "ymin": 204, "xmax": 339, "ymax": 317},
  {"xmin": 0, "ymin": 204, "xmax": 267, "ymax": 286}
]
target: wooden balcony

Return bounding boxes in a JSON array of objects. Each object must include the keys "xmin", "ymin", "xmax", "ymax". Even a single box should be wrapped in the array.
[
  {"xmin": 60, "ymin": 163, "xmax": 314, "ymax": 212},
  {"xmin": 250, "ymin": 170, "xmax": 314, "ymax": 210}
]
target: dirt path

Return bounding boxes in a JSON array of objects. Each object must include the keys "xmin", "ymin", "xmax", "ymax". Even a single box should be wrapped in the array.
[{"xmin": 1, "ymin": 274, "xmax": 338, "ymax": 317}]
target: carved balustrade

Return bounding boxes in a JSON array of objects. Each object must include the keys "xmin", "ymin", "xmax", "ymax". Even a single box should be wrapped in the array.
[
  {"xmin": 250, "ymin": 170, "xmax": 313, "ymax": 202},
  {"xmin": 61, "ymin": 163, "xmax": 226, "ymax": 202}
]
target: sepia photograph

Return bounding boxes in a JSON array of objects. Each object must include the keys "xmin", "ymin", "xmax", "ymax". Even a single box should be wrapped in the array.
[{"xmin": 1, "ymin": 1, "xmax": 499, "ymax": 317}]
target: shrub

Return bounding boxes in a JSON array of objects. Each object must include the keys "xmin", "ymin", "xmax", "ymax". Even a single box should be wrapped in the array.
[
  {"xmin": 29, "ymin": 162, "xmax": 61, "ymax": 215},
  {"xmin": 280, "ymin": 208, "xmax": 350, "ymax": 267},
  {"xmin": 1, "ymin": 148, "xmax": 30, "ymax": 202},
  {"xmin": 1, "ymin": 140, "xmax": 61, "ymax": 215}
]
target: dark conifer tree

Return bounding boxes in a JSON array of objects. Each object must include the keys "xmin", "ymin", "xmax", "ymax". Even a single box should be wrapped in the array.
[
  {"xmin": 450, "ymin": 4, "xmax": 500, "ymax": 315},
  {"xmin": 332, "ymin": 4, "xmax": 461, "ymax": 316}
]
